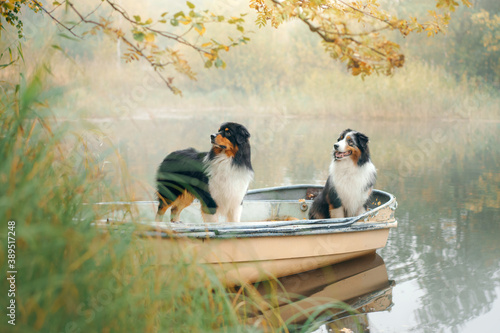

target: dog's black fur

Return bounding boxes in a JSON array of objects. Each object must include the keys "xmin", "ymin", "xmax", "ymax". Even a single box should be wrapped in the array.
[{"xmin": 156, "ymin": 122, "xmax": 253, "ymax": 222}]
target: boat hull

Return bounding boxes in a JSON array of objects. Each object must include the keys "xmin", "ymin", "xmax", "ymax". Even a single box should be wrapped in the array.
[{"xmin": 148, "ymin": 227, "xmax": 392, "ymax": 286}]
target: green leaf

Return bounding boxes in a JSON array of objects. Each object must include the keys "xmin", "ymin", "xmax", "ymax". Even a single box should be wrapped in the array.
[
  {"xmin": 237, "ymin": 25, "xmax": 244, "ymax": 33},
  {"xmin": 186, "ymin": 1, "xmax": 195, "ymax": 9},
  {"xmin": 17, "ymin": 44, "xmax": 24, "ymax": 64},
  {"xmin": 161, "ymin": 12, "xmax": 168, "ymax": 17},
  {"xmin": 204, "ymin": 60, "xmax": 213, "ymax": 68},
  {"xmin": 174, "ymin": 11, "xmax": 185, "ymax": 19},
  {"xmin": 133, "ymin": 15, "xmax": 141, "ymax": 22},
  {"xmin": 133, "ymin": 32, "xmax": 145, "ymax": 42},
  {"xmin": 170, "ymin": 19, "xmax": 179, "ymax": 26},
  {"xmin": 214, "ymin": 58, "xmax": 223, "ymax": 68},
  {"xmin": 58, "ymin": 33, "xmax": 80, "ymax": 41},
  {"xmin": 0, "ymin": 59, "xmax": 16, "ymax": 69}
]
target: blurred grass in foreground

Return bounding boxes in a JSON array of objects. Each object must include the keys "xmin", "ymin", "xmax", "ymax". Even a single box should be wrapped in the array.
[
  {"xmin": 0, "ymin": 68, "xmax": 247, "ymax": 333},
  {"xmin": 0, "ymin": 67, "xmax": 359, "ymax": 332}
]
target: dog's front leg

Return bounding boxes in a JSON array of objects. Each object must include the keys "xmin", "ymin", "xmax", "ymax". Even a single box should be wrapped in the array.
[
  {"xmin": 226, "ymin": 205, "xmax": 243, "ymax": 223},
  {"xmin": 202, "ymin": 211, "xmax": 219, "ymax": 223},
  {"xmin": 329, "ymin": 207, "xmax": 345, "ymax": 219}
]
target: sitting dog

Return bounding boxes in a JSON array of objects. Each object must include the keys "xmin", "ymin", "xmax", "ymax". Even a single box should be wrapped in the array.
[
  {"xmin": 156, "ymin": 122, "xmax": 253, "ymax": 223},
  {"xmin": 309, "ymin": 129, "xmax": 377, "ymax": 219}
]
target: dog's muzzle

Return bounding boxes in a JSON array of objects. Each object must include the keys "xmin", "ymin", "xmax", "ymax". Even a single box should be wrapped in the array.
[{"xmin": 211, "ymin": 133, "xmax": 226, "ymax": 149}]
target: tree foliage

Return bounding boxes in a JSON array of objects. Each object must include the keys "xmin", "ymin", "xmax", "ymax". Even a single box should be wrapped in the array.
[
  {"xmin": 1, "ymin": 0, "xmax": 474, "ymax": 94},
  {"xmin": 250, "ymin": 0, "xmax": 472, "ymax": 76},
  {"xmin": 469, "ymin": 10, "xmax": 500, "ymax": 81},
  {"xmin": 0, "ymin": 0, "xmax": 40, "ymax": 37}
]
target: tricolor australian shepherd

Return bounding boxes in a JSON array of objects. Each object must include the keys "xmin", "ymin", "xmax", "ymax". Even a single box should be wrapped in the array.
[
  {"xmin": 309, "ymin": 129, "xmax": 377, "ymax": 219},
  {"xmin": 156, "ymin": 122, "xmax": 253, "ymax": 223}
]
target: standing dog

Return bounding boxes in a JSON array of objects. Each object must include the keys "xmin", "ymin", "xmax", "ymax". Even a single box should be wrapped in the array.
[
  {"xmin": 156, "ymin": 122, "xmax": 253, "ymax": 223},
  {"xmin": 309, "ymin": 129, "xmax": 377, "ymax": 219}
]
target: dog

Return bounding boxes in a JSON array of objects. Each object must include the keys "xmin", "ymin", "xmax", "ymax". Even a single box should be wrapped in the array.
[
  {"xmin": 309, "ymin": 129, "xmax": 377, "ymax": 219},
  {"xmin": 156, "ymin": 122, "xmax": 253, "ymax": 223}
]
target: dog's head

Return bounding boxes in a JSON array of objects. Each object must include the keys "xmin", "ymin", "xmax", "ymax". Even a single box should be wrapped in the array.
[
  {"xmin": 333, "ymin": 129, "xmax": 370, "ymax": 166},
  {"xmin": 210, "ymin": 122, "xmax": 251, "ymax": 158}
]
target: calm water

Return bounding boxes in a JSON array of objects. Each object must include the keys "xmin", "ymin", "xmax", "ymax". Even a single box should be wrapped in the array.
[{"xmin": 95, "ymin": 113, "xmax": 499, "ymax": 332}]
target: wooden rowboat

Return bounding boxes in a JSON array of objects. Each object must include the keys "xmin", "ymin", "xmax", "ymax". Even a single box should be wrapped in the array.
[{"xmin": 97, "ymin": 185, "xmax": 397, "ymax": 286}]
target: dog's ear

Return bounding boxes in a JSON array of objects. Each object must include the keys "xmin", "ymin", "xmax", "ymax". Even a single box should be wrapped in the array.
[
  {"xmin": 357, "ymin": 133, "xmax": 369, "ymax": 150},
  {"xmin": 236, "ymin": 125, "xmax": 250, "ymax": 145}
]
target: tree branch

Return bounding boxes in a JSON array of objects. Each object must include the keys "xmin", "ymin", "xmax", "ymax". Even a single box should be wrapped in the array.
[
  {"xmin": 104, "ymin": 0, "xmax": 211, "ymax": 58},
  {"xmin": 32, "ymin": 0, "xmax": 82, "ymax": 39},
  {"xmin": 273, "ymin": 0, "xmax": 389, "ymax": 59},
  {"xmin": 68, "ymin": 1, "xmax": 104, "ymax": 31},
  {"xmin": 65, "ymin": 0, "xmax": 179, "ymax": 94},
  {"xmin": 335, "ymin": 0, "xmax": 395, "ymax": 28}
]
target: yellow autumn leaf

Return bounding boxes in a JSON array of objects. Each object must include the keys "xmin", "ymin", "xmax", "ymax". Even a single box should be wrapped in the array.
[
  {"xmin": 195, "ymin": 24, "xmax": 206, "ymax": 36},
  {"xmin": 145, "ymin": 33, "xmax": 155, "ymax": 43},
  {"xmin": 203, "ymin": 52, "xmax": 216, "ymax": 61},
  {"xmin": 180, "ymin": 16, "xmax": 192, "ymax": 25},
  {"xmin": 201, "ymin": 42, "xmax": 212, "ymax": 48},
  {"xmin": 351, "ymin": 67, "xmax": 362, "ymax": 76}
]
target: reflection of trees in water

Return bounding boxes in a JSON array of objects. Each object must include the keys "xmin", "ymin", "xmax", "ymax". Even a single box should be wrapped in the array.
[
  {"xmin": 378, "ymin": 132, "xmax": 500, "ymax": 331},
  {"xmin": 412, "ymin": 207, "xmax": 499, "ymax": 331}
]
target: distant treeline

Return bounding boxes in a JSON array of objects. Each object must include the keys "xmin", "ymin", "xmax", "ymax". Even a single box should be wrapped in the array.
[{"xmin": 397, "ymin": 0, "xmax": 500, "ymax": 86}]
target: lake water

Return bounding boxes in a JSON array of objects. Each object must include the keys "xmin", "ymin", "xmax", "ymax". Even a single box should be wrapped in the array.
[{"xmin": 96, "ymin": 113, "xmax": 499, "ymax": 332}]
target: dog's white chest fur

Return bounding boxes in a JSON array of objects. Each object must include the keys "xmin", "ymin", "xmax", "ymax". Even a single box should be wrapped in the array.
[
  {"xmin": 205, "ymin": 154, "xmax": 253, "ymax": 222},
  {"xmin": 329, "ymin": 159, "xmax": 376, "ymax": 216}
]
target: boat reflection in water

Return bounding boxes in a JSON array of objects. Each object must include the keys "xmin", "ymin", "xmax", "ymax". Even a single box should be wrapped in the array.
[{"xmin": 245, "ymin": 253, "xmax": 394, "ymax": 332}]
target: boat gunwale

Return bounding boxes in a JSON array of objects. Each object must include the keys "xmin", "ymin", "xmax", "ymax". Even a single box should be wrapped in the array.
[
  {"xmin": 95, "ymin": 185, "xmax": 397, "ymax": 239},
  {"xmin": 140, "ymin": 220, "xmax": 397, "ymax": 239}
]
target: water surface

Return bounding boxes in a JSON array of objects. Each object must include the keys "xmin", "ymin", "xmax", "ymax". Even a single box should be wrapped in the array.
[{"xmin": 97, "ymin": 114, "xmax": 499, "ymax": 332}]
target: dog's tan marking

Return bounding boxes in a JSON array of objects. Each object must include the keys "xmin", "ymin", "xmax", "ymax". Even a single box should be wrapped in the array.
[
  {"xmin": 156, "ymin": 197, "xmax": 169, "ymax": 222},
  {"xmin": 214, "ymin": 134, "xmax": 238, "ymax": 158},
  {"xmin": 155, "ymin": 190, "xmax": 195, "ymax": 222},
  {"xmin": 347, "ymin": 145, "xmax": 361, "ymax": 165},
  {"xmin": 212, "ymin": 146, "xmax": 223, "ymax": 155}
]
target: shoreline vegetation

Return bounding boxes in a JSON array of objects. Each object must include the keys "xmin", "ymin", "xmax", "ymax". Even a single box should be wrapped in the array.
[{"xmin": 53, "ymin": 58, "xmax": 500, "ymax": 121}]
